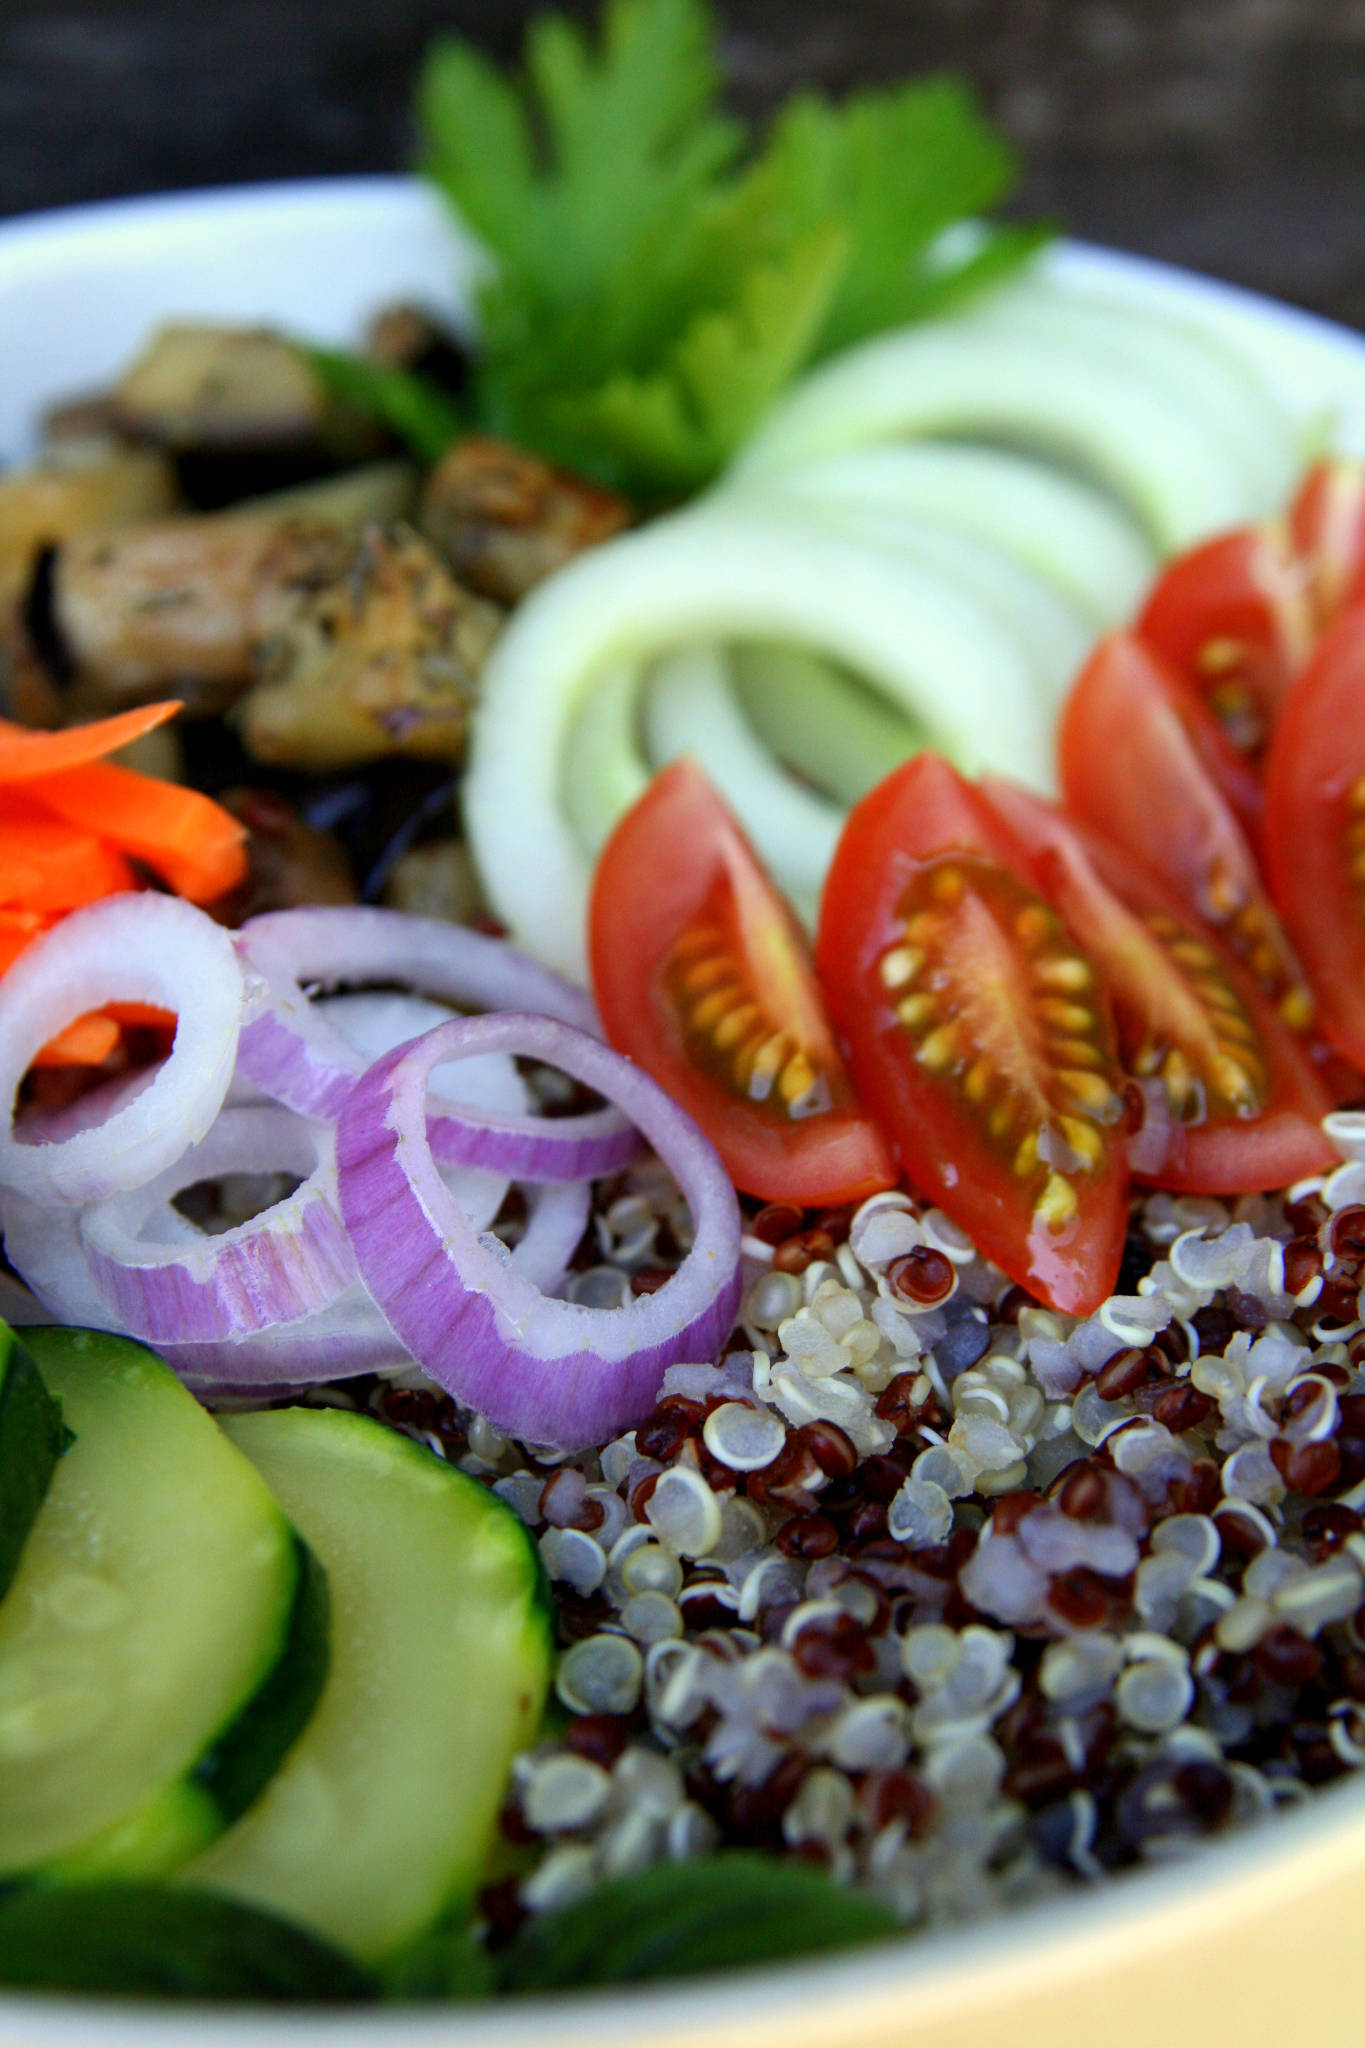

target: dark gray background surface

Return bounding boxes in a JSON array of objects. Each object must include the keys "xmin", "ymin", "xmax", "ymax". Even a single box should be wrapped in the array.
[{"xmin": 0, "ymin": 0, "xmax": 1362, "ymax": 326}]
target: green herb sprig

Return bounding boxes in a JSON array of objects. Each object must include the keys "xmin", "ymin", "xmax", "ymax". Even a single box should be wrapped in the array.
[{"xmin": 343, "ymin": 0, "xmax": 1046, "ymax": 498}]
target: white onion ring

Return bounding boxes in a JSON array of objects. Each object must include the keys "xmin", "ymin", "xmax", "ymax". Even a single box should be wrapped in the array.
[
  {"xmin": 0, "ymin": 894, "xmax": 246, "ymax": 1207},
  {"xmin": 336, "ymin": 1013, "xmax": 742, "ymax": 1450}
]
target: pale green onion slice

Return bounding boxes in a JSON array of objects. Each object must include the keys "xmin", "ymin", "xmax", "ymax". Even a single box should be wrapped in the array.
[
  {"xmin": 641, "ymin": 646, "xmax": 840, "ymax": 915},
  {"xmin": 465, "ymin": 503, "xmax": 1053, "ymax": 982},
  {"xmin": 734, "ymin": 316, "xmax": 1278, "ymax": 552},
  {"xmin": 732, "ymin": 444, "xmax": 1156, "ymax": 626},
  {"xmin": 730, "ymin": 643, "xmax": 926, "ymax": 809}
]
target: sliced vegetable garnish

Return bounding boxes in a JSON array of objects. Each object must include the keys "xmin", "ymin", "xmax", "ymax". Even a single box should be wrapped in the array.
[
  {"xmin": 335, "ymin": 1012, "xmax": 741, "ymax": 1449},
  {"xmin": 0, "ymin": 1319, "xmax": 69, "ymax": 1603},
  {"xmin": 0, "ymin": 700, "xmax": 180, "ymax": 783},
  {"xmin": 1289, "ymin": 457, "xmax": 1365, "ymax": 629},
  {"xmin": 1058, "ymin": 632, "xmax": 1312, "ymax": 1027},
  {"xmin": 465, "ymin": 499, "xmax": 1053, "ymax": 980},
  {"xmin": 983, "ymin": 778, "xmax": 1336, "ymax": 1193},
  {"xmin": 1263, "ymin": 604, "xmax": 1365, "ymax": 1073},
  {"xmin": 0, "ymin": 797, "xmax": 137, "ymax": 913},
  {"xmin": 187, "ymin": 1407, "xmax": 552, "ymax": 1966},
  {"xmin": 734, "ymin": 286, "xmax": 1290, "ymax": 552},
  {"xmin": 1135, "ymin": 523, "xmax": 1313, "ymax": 760},
  {"xmin": 815, "ymin": 754, "xmax": 1129, "ymax": 1315},
  {"xmin": 78, "ymin": 1107, "xmax": 356, "ymax": 1346},
  {"xmin": 236, "ymin": 905, "xmax": 638, "ymax": 1180},
  {"xmin": 29, "ymin": 759, "xmax": 248, "ymax": 904},
  {"xmin": 0, "ymin": 1326, "xmax": 327, "ymax": 1882},
  {"xmin": 590, "ymin": 761, "xmax": 896, "ymax": 1203}
]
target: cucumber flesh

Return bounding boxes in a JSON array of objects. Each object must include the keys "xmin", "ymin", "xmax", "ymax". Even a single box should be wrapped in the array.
[
  {"xmin": 740, "ymin": 443, "xmax": 1156, "ymax": 626},
  {"xmin": 0, "ymin": 1320, "xmax": 68, "ymax": 1602},
  {"xmin": 0, "ymin": 1326, "xmax": 324, "ymax": 1880},
  {"xmin": 186, "ymin": 1406, "xmax": 553, "ymax": 1965}
]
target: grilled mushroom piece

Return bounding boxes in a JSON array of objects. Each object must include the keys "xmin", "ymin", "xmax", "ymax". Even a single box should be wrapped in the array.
[
  {"xmin": 34, "ymin": 464, "xmax": 417, "ymax": 714},
  {"xmin": 110, "ymin": 323, "xmax": 382, "ymax": 507},
  {"xmin": 364, "ymin": 303, "xmax": 472, "ymax": 398},
  {"xmin": 0, "ymin": 445, "xmax": 178, "ymax": 613},
  {"xmin": 420, "ymin": 435, "xmax": 630, "ymax": 604},
  {"xmin": 209, "ymin": 787, "xmax": 358, "ymax": 923},
  {"xmin": 236, "ymin": 522, "xmax": 501, "ymax": 773}
]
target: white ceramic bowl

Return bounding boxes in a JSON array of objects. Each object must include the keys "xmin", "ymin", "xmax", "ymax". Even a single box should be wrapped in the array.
[{"xmin": 3, "ymin": 177, "xmax": 1365, "ymax": 2048}]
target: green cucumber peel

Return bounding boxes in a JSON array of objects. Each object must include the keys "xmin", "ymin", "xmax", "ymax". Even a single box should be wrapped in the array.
[
  {"xmin": 0, "ymin": 1320, "xmax": 70, "ymax": 1603},
  {"xmin": 0, "ymin": 1883, "xmax": 375, "ymax": 2003},
  {"xmin": 191, "ymin": 1536, "xmax": 331, "ymax": 1828}
]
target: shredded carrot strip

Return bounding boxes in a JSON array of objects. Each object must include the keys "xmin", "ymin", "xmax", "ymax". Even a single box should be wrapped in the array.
[
  {"xmin": 0, "ymin": 907, "xmax": 53, "ymax": 976},
  {"xmin": 32, "ymin": 1013, "xmax": 122, "ymax": 1069},
  {"xmin": 25, "ymin": 761, "xmax": 248, "ymax": 905},
  {"xmin": 0, "ymin": 803, "xmax": 137, "ymax": 913},
  {"xmin": 0, "ymin": 701, "xmax": 182, "ymax": 783}
]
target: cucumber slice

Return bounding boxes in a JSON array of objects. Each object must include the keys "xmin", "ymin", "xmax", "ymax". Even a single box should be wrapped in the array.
[
  {"xmin": 0, "ymin": 1320, "xmax": 68, "ymax": 1602},
  {"xmin": 0, "ymin": 1326, "xmax": 327, "ymax": 1881},
  {"xmin": 186, "ymin": 1406, "xmax": 553, "ymax": 1965},
  {"xmin": 740, "ymin": 444, "xmax": 1156, "ymax": 626},
  {"xmin": 730, "ymin": 643, "xmax": 927, "ymax": 808}
]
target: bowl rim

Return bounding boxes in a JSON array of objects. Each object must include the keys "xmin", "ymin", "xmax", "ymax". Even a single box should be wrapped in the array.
[{"xmin": 3, "ymin": 172, "xmax": 1365, "ymax": 2046}]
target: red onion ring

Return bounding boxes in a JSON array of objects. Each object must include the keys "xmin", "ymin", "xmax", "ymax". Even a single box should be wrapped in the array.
[
  {"xmin": 77, "ymin": 1106, "xmax": 356, "ymax": 1345},
  {"xmin": 235, "ymin": 907, "xmax": 640, "ymax": 1182},
  {"xmin": 0, "ymin": 895, "xmax": 246, "ymax": 1207},
  {"xmin": 335, "ymin": 1013, "xmax": 742, "ymax": 1450}
]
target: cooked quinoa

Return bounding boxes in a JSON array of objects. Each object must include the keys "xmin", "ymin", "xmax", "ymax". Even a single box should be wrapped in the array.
[{"xmin": 284, "ymin": 1109, "xmax": 1365, "ymax": 1943}]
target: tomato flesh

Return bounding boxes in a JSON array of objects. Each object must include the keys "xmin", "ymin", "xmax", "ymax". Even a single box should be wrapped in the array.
[
  {"xmin": 1289, "ymin": 459, "xmax": 1365, "ymax": 630},
  {"xmin": 1058, "ymin": 632, "xmax": 1313, "ymax": 1032},
  {"xmin": 816, "ymin": 755, "xmax": 1129, "ymax": 1316},
  {"xmin": 589, "ymin": 760, "xmax": 896, "ymax": 1204},
  {"xmin": 1136, "ymin": 526, "xmax": 1313, "ymax": 762},
  {"xmin": 1264, "ymin": 605, "xmax": 1365, "ymax": 1075},
  {"xmin": 982, "ymin": 778, "xmax": 1336, "ymax": 1193}
]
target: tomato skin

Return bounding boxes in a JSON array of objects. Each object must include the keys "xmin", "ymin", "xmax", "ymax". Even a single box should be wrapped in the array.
[
  {"xmin": 1136, "ymin": 526, "xmax": 1313, "ymax": 761},
  {"xmin": 1263, "ymin": 605, "xmax": 1365, "ymax": 1075},
  {"xmin": 588, "ymin": 761, "xmax": 897, "ymax": 1205},
  {"xmin": 981, "ymin": 778, "xmax": 1336, "ymax": 1194},
  {"xmin": 1289, "ymin": 459, "xmax": 1365, "ymax": 629},
  {"xmin": 1058, "ymin": 632, "xmax": 1311, "ymax": 1026},
  {"xmin": 815, "ymin": 754, "xmax": 1129, "ymax": 1317}
]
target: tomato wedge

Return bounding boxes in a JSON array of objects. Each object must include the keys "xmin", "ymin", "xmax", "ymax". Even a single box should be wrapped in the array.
[
  {"xmin": 1289, "ymin": 459, "xmax": 1365, "ymax": 629},
  {"xmin": 1136, "ymin": 526, "xmax": 1313, "ymax": 761},
  {"xmin": 815, "ymin": 754, "xmax": 1129, "ymax": 1315},
  {"xmin": 1263, "ymin": 605, "xmax": 1365, "ymax": 1074},
  {"xmin": 982, "ymin": 778, "xmax": 1336, "ymax": 1193},
  {"xmin": 589, "ymin": 761, "xmax": 896, "ymax": 1204},
  {"xmin": 1058, "ymin": 632, "xmax": 1312, "ymax": 1029}
]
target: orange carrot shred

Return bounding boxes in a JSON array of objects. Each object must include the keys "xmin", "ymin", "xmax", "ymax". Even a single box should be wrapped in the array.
[
  {"xmin": 33, "ymin": 1013, "xmax": 122, "ymax": 1069},
  {"xmin": 0, "ymin": 804, "xmax": 137, "ymax": 913},
  {"xmin": 22, "ymin": 761, "xmax": 247, "ymax": 905},
  {"xmin": 0, "ymin": 701, "xmax": 182, "ymax": 784}
]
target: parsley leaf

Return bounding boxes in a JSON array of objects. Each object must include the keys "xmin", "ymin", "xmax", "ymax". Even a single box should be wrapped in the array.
[
  {"xmin": 307, "ymin": 348, "xmax": 464, "ymax": 466},
  {"xmin": 413, "ymin": 0, "xmax": 1047, "ymax": 496}
]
